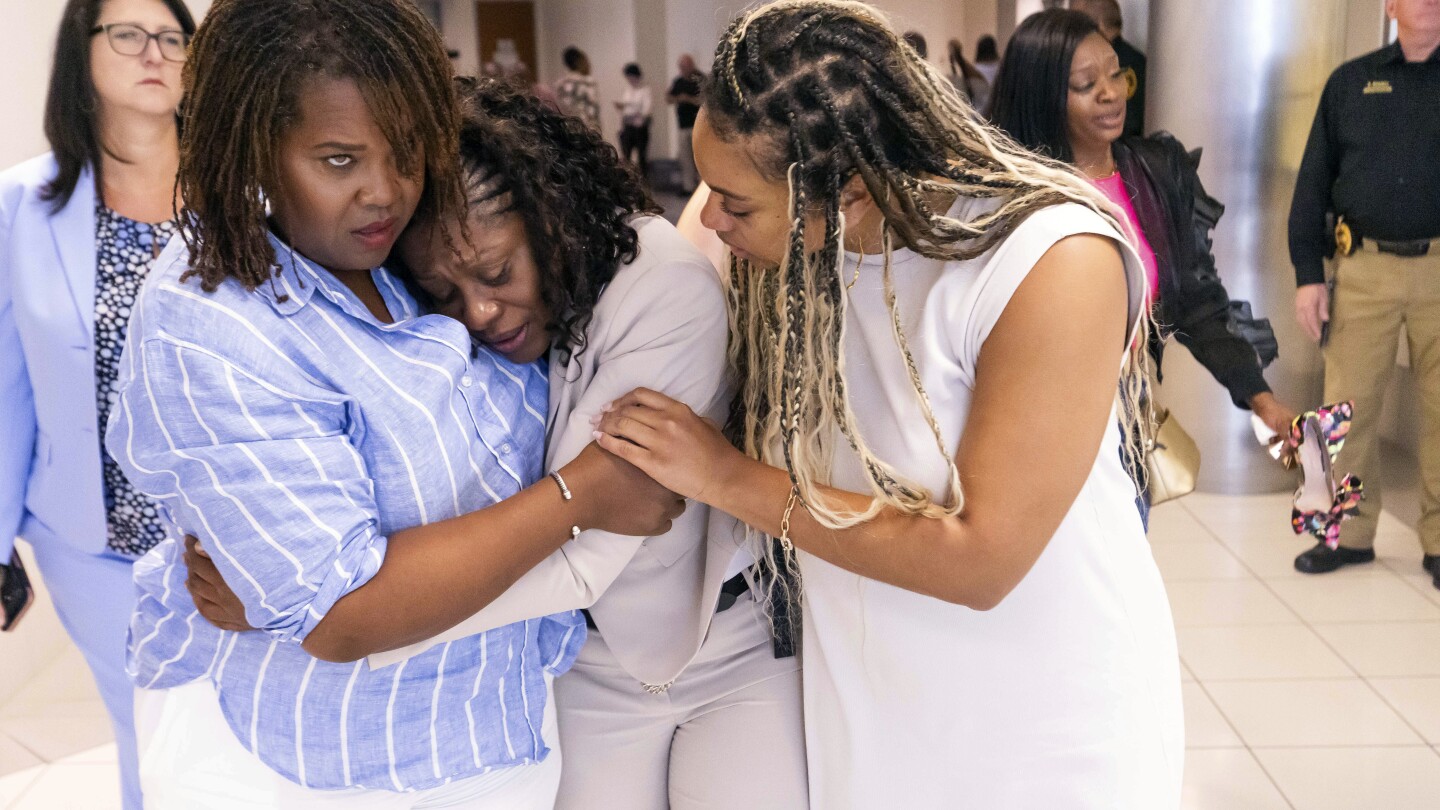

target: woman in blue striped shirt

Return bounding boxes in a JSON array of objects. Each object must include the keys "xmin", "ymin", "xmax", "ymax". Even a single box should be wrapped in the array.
[
  {"xmin": 180, "ymin": 78, "xmax": 811, "ymax": 809},
  {"xmin": 106, "ymin": 1, "xmax": 681, "ymax": 807}
]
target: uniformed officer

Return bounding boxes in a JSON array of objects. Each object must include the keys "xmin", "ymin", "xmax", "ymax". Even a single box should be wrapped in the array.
[
  {"xmin": 1072, "ymin": 0, "xmax": 1146, "ymax": 137},
  {"xmin": 1288, "ymin": 0, "xmax": 1440, "ymax": 585}
]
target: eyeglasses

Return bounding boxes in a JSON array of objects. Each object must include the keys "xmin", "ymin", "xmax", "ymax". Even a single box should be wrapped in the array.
[{"xmin": 90, "ymin": 23, "xmax": 189, "ymax": 63}]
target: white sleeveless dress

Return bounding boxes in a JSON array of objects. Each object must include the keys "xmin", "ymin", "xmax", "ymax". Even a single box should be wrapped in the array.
[{"xmin": 801, "ymin": 200, "xmax": 1183, "ymax": 809}]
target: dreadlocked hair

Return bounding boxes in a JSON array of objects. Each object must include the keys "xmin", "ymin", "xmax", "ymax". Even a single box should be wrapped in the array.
[
  {"xmin": 710, "ymin": 1, "xmax": 1154, "ymax": 537},
  {"xmin": 177, "ymin": 0, "xmax": 462, "ymax": 292},
  {"xmin": 445, "ymin": 77, "xmax": 659, "ymax": 364}
]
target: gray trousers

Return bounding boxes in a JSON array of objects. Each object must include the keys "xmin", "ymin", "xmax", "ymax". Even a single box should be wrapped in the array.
[{"xmin": 553, "ymin": 590, "xmax": 808, "ymax": 809}]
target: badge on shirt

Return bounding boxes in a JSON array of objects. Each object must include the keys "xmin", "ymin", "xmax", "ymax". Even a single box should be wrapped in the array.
[{"xmin": 1363, "ymin": 80, "xmax": 1393, "ymax": 95}]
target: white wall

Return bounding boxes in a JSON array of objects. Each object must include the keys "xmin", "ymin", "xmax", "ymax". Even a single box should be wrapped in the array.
[{"xmin": 444, "ymin": 0, "xmax": 482, "ymax": 76}]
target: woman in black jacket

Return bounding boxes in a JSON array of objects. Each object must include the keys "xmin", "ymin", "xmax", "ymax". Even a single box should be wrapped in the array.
[{"xmin": 990, "ymin": 8, "xmax": 1297, "ymax": 439}]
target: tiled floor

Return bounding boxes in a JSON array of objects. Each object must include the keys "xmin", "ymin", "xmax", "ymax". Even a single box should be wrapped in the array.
[{"xmin": 2, "ymin": 494, "xmax": 1438, "ymax": 808}]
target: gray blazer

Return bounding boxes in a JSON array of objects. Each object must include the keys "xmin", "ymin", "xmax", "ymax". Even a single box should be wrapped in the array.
[{"xmin": 370, "ymin": 216, "xmax": 747, "ymax": 687}]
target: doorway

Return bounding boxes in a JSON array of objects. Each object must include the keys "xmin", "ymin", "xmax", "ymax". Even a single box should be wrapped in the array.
[{"xmin": 476, "ymin": 1, "xmax": 538, "ymax": 83}]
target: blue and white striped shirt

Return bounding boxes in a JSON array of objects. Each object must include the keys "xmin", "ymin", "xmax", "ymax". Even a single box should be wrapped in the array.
[{"xmin": 106, "ymin": 233, "xmax": 584, "ymax": 791}]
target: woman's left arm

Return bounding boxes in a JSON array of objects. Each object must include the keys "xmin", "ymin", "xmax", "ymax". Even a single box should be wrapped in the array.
[
  {"xmin": 0, "ymin": 184, "xmax": 36, "ymax": 564},
  {"xmin": 597, "ymin": 234, "xmax": 1130, "ymax": 610},
  {"xmin": 1161, "ymin": 140, "xmax": 1296, "ymax": 430}
]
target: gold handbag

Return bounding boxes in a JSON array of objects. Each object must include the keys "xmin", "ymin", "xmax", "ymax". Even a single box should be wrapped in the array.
[{"xmin": 1146, "ymin": 407, "xmax": 1200, "ymax": 505}]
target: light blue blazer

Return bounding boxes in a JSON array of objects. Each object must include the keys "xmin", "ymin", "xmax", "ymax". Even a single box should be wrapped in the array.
[{"xmin": 0, "ymin": 153, "xmax": 108, "ymax": 561}]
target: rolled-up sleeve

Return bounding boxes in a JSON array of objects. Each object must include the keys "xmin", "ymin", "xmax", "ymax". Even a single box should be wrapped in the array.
[{"xmin": 106, "ymin": 336, "xmax": 386, "ymax": 643}]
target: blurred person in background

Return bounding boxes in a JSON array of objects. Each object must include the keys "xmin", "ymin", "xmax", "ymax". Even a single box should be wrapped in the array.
[
  {"xmin": 991, "ymin": 9, "xmax": 1299, "ymax": 524},
  {"xmin": 1287, "ymin": 0, "xmax": 1440, "ymax": 580},
  {"xmin": 902, "ymin": 29, "xmax": 928, "ymax": 58},
  {"xmin": 974, "ymin": 34, "xmax": 1001, "ymax": 87},
  {"xmin": 556, "ymin": 45, "xmax": 600, "ymax": 131},
  {"xmin": 1072, "ymin": 0, "xmax": 1146, "ymax": 137},
  {"xmin": 667, "ymin": 54, "xmax": 706, "ymax": 194},
  {"xmin": 947, "ymin": 38, "xmax": 991, "ymax": 112},
  {"xmin": 0, "ymin": 1, "xmax": 196, "ymax": 807},
  {"xmin": 616, "ymin": 62, "xmax": 654, "ymax": 182}
]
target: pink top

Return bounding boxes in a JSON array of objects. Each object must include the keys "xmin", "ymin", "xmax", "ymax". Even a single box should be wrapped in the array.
[{"xmin": 1091, "ymin": 172, "xmax": 1159, "ymax": 305}]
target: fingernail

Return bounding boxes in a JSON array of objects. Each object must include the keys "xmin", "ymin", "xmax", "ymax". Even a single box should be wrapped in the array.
[
  {"xmin": 589, "ymin": 413, "xmax": 601, "ymax": 426},
  {"xmin": 601, "ymin": 402, "xmax": 613, "ymax": 412},
  {"xmin": 592, "ymin": 430, "xmax": 604, "ymax": 441}
]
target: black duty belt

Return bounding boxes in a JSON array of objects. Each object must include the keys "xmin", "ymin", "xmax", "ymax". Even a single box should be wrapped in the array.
[{"xmin": 1359, "ymin": 236, "xmax": 1435, "ymax": 257}]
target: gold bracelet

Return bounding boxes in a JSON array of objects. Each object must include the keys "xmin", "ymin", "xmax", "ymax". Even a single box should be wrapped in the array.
[{"xmin": 778, "ymin": 489, "xmax": 799, "ymax": 553}]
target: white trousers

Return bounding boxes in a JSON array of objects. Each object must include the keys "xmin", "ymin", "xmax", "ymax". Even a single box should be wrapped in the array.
[
  {"xmin": 554, "ymin": 589, "xmax": 808, "ymax": 810},
  {"xmin": 136, "ymin": 679, "xmax": 561, "ymax": 809}
]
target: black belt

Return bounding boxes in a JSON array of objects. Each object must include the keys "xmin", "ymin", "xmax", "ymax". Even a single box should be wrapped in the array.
[
  {"xmin": 581, "ymin": 571, "xmax": 750, "ymax": 631},
  {"xmin": 1357, "ymin": 234, "xmax": 1436, "ymax": 257}
]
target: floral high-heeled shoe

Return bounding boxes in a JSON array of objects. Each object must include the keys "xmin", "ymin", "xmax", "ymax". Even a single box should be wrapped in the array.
[{"xmin": 1288, "ymin": 402, "xmax": 1364, "ymax": 549}]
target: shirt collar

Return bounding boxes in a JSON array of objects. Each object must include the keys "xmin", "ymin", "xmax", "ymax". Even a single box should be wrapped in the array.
[
  {"xmin": 251, "ymin": 232, "xmax": 326, "ymax": 315},
  {"xmin": 1380, "ymin": 40, "xmax": 1440, "ymax": 64},
  {"xmin": 257, "ymin": 231, "xmax": 404, "ymax": 321}
]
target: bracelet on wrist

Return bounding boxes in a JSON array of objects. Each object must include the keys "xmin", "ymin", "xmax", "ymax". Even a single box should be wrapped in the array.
[{"xmin": 549, "ymin": 471, "xmax": 581, "ymax": 539}]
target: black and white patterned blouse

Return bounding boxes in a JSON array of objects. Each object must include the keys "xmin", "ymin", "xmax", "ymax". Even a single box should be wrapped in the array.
[{"xmin": 94, "ymin": 203, "xmax": 177, "ymax": 558}]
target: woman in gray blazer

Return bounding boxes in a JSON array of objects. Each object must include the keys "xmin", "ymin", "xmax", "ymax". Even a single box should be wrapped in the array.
[
  {"xmin": 0, "ymin": 1, "xmax": 195, "ymax": 808},
  {"xmin": 184, "ymin": 78, "xmax": 809, "ymax": 809}
]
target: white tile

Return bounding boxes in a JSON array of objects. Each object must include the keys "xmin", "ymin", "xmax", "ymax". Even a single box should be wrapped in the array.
[
  {"xmin": 1314, "ymin": 623, "xmax": 1440, "ymax": 677},
  {"xmin": 0, "ymin": 712, "xmax": 113, "ymax": 764},
  {"xmin": 1152, "ymin": 537, "xmax": 1251, "ymax": 582},
  {"xmin": 1178, "ymin": 625, "xmax": 1353, "ymax": 680},
  {"xmin": 1267, "ymin": 571, "xmax": 1440, "ymax": 623},
  {"xmin": 0, "ymin": 765, "xmax": 44, "ymax": 808},
  {"xmin": 1205, "ymin": 679, "xmax": 1421, "ymax": 747},
  {"xmin": 55, "ymin": 743, "xmax": 117, "ymax": 766},
  {"xmin": 1183, "ymin": 683, "xmax": 1242, "ymax": 748},
  {"xmin": 1256, "ymin": 746, "xmax": 1440, "ymax": 810},
  {"xmin": 1371, "ymin": 678, "xmax": 1440, "ymax": 744},
  {"xmin": 1180, "ymin": 749, "xmax": 1291, "ymax": 810},
  {"xmin": 1219, "ymin": 530, "xmax": 1320, "ymax": 579},
  {"xmin": 1181, "ymin": 660, "xmax": 1196, "ymax": 683},
  {"xmin": 1182, "ymin": 492, "xmax": 1297, "ymax": 534},
  {"xmin": 1166, "ymin": 579, "xmax": 1299, "ymax": 627},
  {"xmin": 0, "ymin": 646, "xmax": 103, "ymax": 720},
  {"xmin": 1375, "ymin": 523, "xmax": 1426, "ymax": 571},
  {"xmin": 1398, "ymin": 573, "xmax": 1440, "ymax": 607},
  {"xmin": 0, "ymin": 733, "xmax": 41, "ymax": 778},
  {"xmin": 10, "ymin": 761, "xmax": 121, "ymax": 810},
  {"xmin": 1148, "ymin": 502, "xmax": 1219, "ymax": 544}
]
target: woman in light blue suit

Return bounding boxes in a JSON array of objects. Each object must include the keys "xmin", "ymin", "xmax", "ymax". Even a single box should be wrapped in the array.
[{"xmin": 0, "ymin": 1, "xmax": 194, "ymax": 807}]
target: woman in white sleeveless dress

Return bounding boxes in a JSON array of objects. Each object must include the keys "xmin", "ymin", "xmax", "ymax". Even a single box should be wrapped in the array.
[{"xmin": 594, "ymin": 2, "xmax": 1182, "ymax": 808}]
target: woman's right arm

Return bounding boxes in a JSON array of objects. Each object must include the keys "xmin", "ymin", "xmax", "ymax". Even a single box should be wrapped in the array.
[
  {"xmin": 362, "ymin": 252, "xmax": 731, "ymax": 666},
  {"xmin": 0, "ymin": 185, "xmax": 37, "ymax": 563},
  {"xmin": 108, "ymin": 333, "xmax": 679, "ymax": 664}
]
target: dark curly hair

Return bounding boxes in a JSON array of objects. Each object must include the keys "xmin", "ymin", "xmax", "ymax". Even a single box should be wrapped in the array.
[
  {"xmin": 177, "ymin": 0, "xmax": 462, "ymax": 292},
  {"xmin": 439, "ymin": 77, "xmax": 659, "ymax": 361}
]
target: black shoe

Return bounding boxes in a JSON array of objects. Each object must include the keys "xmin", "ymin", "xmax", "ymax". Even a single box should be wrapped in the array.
[
  {"xmin": 1424, "ymin": 554, "xmax": 1440, "ymax": 575},
  {"xmin": 1294, "ymin": 543, "xmax": 1375, "ymax": 574}
]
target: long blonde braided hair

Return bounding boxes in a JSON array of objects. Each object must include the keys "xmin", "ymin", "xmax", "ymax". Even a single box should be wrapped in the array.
[{"xmin": 708, "ymin": 2, "xmax": 1153, "ymax": 555}]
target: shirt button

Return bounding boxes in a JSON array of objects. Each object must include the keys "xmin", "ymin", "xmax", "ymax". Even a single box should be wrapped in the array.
[
  {"xmin": 500, "ymin": 443, "xmax": 513, "ymax": 455},
  {"xmin": 461, "ymin": 375, "xmax": 473, "ymax": 387}
]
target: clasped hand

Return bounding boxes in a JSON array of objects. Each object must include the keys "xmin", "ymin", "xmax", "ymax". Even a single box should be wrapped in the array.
[{"xmin": 591, "ymin": 387, "xmax": 746, "ymax": 503}]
